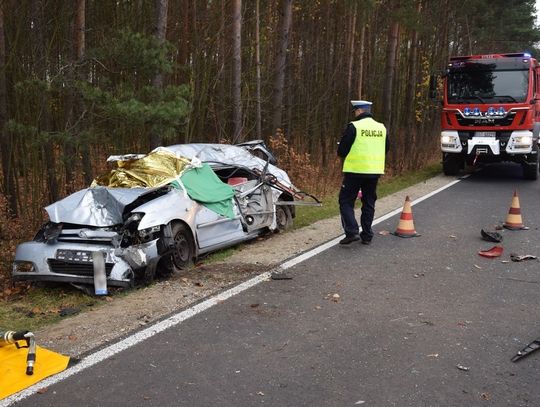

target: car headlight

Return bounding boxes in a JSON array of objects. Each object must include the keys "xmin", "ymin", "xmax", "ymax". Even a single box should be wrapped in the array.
[
  {"xmin": 138, "ymin": 225, "xmax": 161, "ymax": 243},
  {"xmin": 124, "ymin": 213, "xmax": 143, "ymax": 233}
]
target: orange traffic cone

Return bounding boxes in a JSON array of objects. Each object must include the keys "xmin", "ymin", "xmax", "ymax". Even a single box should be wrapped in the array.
[
  {"xmin": 392, "ymin": 196, "xmax": 420, "ymax": 237},
  {"xmin": 503, "ymin": 190, "xmax": 527, "ymax": 230}
]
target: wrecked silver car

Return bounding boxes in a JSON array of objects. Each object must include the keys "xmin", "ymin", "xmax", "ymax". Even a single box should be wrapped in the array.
[{"xmin": 12, "ymin": 141, "xmax": 320, "ymax": 293}]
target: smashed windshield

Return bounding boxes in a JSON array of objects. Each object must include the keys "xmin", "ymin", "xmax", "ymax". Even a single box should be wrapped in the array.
[{"xmin": 447, "ymin": 63, "xmax": 529, "ymax": 104}]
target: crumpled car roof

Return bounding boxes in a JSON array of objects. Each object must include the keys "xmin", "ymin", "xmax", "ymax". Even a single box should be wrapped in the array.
[{"xmin": 162, "ymin": 144, "xmax": 291, "ymax": 184}]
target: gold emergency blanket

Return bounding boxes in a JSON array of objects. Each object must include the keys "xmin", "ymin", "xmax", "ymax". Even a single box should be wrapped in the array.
[
  {"xmin": 92, "ymin": 149, "xmax": 191, "ymax": 188},
  {"xmin": 0, "ymin": 344, "xmax": 70, "ymax": 399}
]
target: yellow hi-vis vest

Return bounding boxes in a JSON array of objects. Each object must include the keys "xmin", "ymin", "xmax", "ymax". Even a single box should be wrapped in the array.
[{"xmin": 343, "ymin": 118, "xmax": 387, "ymax": 174}]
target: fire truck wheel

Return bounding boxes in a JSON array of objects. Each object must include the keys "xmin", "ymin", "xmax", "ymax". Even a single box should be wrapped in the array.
[
  {"xmin": 522, "ymin": 156, "xmax": 539, "ymax": 180},
  {"xmin": 443, "ymin": 154, "xmax": 461, "ymax": 176}
]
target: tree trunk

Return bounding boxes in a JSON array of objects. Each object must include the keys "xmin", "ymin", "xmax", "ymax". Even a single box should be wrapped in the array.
[
  {"xmin": 0, "ymin": 3, "xmax": 17, "ymax": 216},
  {"xmin": 357, "ymin": 24, "xmax": 365, "ymax": 98},
  {"xmin": 346, "ymin": 5, "xmax": 357, "ymax": 116},
  {"xmin": 32, "ymin": 0, "xmax": 59, "ymax": 203},
  {"xmin": 405, "ymin": 1, "xmax": 421, "ymax": 131},
  {"xmin": 232, "ymin": 0, "xmax": 243, "ymax": 142},
  {"xmin": 76, "ymin": 0, "xmax": 93, "ymax": 185},
  {"xmin": 382, "ymin": 20, "xmax": 400, "ymax": 128},
  {"xmin": 66, "ymin": 0, "xmax": 93, "ymax": 188},
  {"xmin": 153, "ymin": 0, "xmax": 168, "ymax": 89},
  {"xmin": 271, "ymin": 0, "xmax": 293, "ymax": 134},
  {"xmin": 150, "ymin": 0, "xmax": 169, "ymax": 148},
  {"xmin": 255, "ymin": 0, "xmax": 262, "ymax": 140}
]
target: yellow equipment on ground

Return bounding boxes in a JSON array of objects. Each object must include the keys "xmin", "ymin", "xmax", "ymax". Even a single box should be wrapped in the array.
[{"xmin": 0, "ymin": 330, "xmax": 70, "ymax": 400}]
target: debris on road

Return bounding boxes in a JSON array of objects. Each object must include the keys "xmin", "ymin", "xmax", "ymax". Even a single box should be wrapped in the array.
[
  {"xmin": 271, "ymin": 272, "xmax": 293, "ymax": 280},
  {"xmin": 481, "ymin": 229, "xmax": 503, "ymax": 243},
  {"xmin": 510, "ymin": 254, "xmax": 537, "ymax": 262},
  {"xmin": 473, "ymin": 264, "xmax": 482, "ymax": 270},
  {"xmin": 481, "ymin": 392, "xmax": 491, "ymax": 401},
  {"xmin": 456, "ymin": 364, "xmax": 470, "ymax": 371},
  {"xmin": 325, "ymin": 293, "xmax": 341, "ymax": 303},
  {"xmin": 478, "ymin": 246, "xmax": 503, "ymax": 258},
  {"xmin": 378, "ymin": 230, "xmax": 390, "ymax": 236},
  {"xmin": 511, "ymin": 337, "xmax": 540, "ymax": 362},
  {"xmin": 427, "ymin": 353, "xmax": 439, "ymax": 358}
]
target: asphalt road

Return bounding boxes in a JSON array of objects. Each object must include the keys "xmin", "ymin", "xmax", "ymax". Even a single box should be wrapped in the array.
[{"xmin": 9, "ymin": 164, "xmax": 540, "ymax": 407}]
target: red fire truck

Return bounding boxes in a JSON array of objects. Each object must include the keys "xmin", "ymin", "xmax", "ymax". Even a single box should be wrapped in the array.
[{"xmin": 438, "ymin": 52, "xmax": 540, "ymax": 179}]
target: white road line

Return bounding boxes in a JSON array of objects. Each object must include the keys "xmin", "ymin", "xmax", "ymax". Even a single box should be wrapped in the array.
[{"xmin": 0, "ymin": 175, "xmax": 465, "ymax": 406}]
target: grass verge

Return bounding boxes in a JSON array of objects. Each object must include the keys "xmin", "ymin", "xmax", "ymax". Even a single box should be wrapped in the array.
[{"xmin": 1, "ymin": 286, "xmax": 101, "ymax": 332}]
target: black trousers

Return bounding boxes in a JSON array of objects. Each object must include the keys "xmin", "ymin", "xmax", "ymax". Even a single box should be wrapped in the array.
[{"xmin": 338, "ymin": 174, "xmax": 379, "ymax": 241}]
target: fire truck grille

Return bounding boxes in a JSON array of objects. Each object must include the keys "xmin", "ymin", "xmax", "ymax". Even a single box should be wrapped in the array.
[{"xmin": 456, "ymin": 113, "xmax": 515, "ymax": 127}]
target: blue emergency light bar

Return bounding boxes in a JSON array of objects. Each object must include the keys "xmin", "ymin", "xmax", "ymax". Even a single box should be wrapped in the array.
[{"xmin": 449, "ymin": 52, "xmax": 532, "ymax": 62}]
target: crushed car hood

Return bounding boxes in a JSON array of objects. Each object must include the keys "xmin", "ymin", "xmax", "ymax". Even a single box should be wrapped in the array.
[{"xmin": 45, "ymin": 187, "xmax": 154, "ymax": 227}]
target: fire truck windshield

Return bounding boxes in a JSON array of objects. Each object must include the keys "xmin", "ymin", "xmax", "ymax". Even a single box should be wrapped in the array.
[{"xmin": 447, "ymin": 64, "xmax": 529, "ymax": 104}]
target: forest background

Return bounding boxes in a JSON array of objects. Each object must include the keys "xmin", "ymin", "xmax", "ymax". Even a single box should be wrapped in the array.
[{"xmin": 0, "ymin": 0, "xmax": 540, "ymax": 295}]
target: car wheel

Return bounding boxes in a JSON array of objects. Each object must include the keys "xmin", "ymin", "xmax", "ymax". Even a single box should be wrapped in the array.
[
  {"xmin": 158, "ymin": 222, "xmax": 194, "ymax": 276},
  {"xmin": 275, "ymin": 203, "xmax": 293, "ymax": 232}
]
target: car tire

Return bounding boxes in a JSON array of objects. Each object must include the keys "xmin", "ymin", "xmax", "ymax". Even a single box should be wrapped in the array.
[
  {"xmin": 275, "ymin": 202, "xmax": 293, "ymax": 232},
  {"xmin": 158, "ymin": 222, "xmax": 195, "ymax": 276}
]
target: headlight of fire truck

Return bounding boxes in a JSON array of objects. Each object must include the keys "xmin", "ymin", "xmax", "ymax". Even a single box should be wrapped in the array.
[
  {"xmin": 506, "ymin": 131, "xmax": 533, "ymax": 154},
  {"xmin": 440, "ymin": 131, "xmax": 462, "ymax": 153}
]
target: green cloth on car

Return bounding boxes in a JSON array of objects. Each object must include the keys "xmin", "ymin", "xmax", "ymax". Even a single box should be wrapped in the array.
[{"xmin": 171, "ymin": 163, "xmax": 235, "ymax": 219}]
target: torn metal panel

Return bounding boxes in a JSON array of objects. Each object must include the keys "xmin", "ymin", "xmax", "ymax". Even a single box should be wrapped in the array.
[
  {"xmin": 512, "ymin": 338, "xmax": 540, "ymax": 362},
  {"xmin": 45, "ymin": 187, "xmax": 153, "ymax": 227},
  {"xmin": 478, "ymin": 246, "xmax": 503, "ymax": 258}
]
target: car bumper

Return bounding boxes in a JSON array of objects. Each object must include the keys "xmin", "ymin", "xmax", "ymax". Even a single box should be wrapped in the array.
[{"xmin": 12, "ymin": 239, "xmax": 160, "ymax": 288}]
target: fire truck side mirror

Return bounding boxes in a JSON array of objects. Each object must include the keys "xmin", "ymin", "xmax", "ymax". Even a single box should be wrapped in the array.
[{"xmin": 429, "ymin": 74, "xmax": 438, "ymax": 99}]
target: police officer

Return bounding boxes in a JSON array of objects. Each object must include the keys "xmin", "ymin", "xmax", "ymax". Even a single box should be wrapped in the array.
[{"xmin": 337, "ymin": 100, "xmax": 388, "ymax": 245}]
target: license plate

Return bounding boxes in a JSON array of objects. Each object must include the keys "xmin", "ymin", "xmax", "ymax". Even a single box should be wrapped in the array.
[
  {"xmin": 56, "ymin": 249, "xmax": 93, "ymax": 263},
  {"xmin": 475, "ymin": 131, "xmax": 496, "ymax": 137}
]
